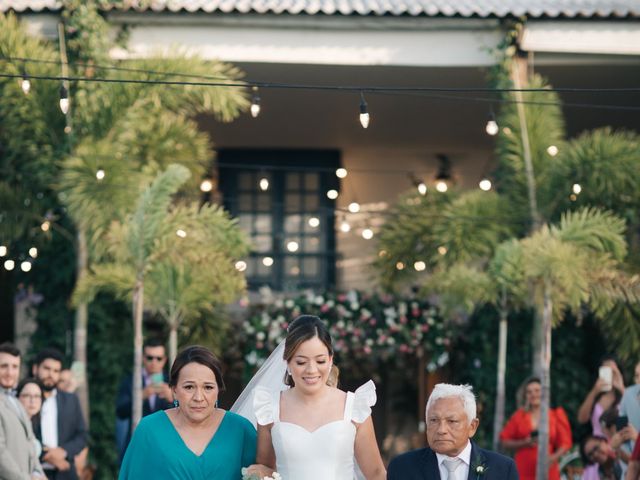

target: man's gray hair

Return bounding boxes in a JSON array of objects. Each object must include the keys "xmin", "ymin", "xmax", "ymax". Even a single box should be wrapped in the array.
[{"xmin": 426, "ymin": 383, "xmax": 477, "ymax": 424}]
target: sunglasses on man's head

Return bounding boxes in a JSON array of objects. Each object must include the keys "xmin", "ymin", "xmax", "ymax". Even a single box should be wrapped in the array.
[{"xmin": 145, "ymin": 355, "xmax": 164, "ymax": 362}]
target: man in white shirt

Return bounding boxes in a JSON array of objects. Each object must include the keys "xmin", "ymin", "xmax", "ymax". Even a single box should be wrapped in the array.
[
  {"xmin": 32, "ymin": 348, "xmax": 87, "ymax": 480},
  {"xmin": 0, "ymin": 342, "xmax": 45, "ymax": 479},
  {"xmin": 388, "ymin": 383, "xmax": 519, "ymax": 480}
]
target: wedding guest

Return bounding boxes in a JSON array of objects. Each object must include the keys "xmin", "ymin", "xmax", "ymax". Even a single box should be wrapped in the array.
[
  {"xmin": 578, "ymin": 357, "xmax": 625, "ymax": 480},
  {"xmin": 619, "ymin": 361, "xmax": 640, "ymax": 431},
  {"xmin": 119, "ymin": 345, "xmax": 256, "ymax": 479},
  {"xmin": 0, "ymin": 343, "xmax": 45, "ymax": 479},
  {"xmin": 581, "ymin": 434, "xmax": 622, "ymax": 480},
  {"xmin": 244, "ymin": 314, "xmax": 386, "ymax": 480},
  {"xmin": 17, "ymin": 377, "xmax": 46, "ymax": 456},
  {"xmin": 500, "ymin": 377, "xmax": 572, "ymax": 480},
  {"xmin": 388, "ymin": 383, "xmax": 518, "ymax": 479}
]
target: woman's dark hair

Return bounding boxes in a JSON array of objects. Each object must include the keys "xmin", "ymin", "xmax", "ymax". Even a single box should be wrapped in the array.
[
  {"xmin": 169, "ymin": 346, "xmax": 225, "ymax": 392},
  {"xmin": 283, "ymin": 315, "xmax": 339, "ymax": 387}
]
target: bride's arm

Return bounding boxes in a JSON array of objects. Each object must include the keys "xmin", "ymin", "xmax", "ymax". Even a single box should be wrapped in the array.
[
  {"xmin": 256, "ymin": 424, "xmax": 277, "ymax": 470},
  {"xmin": 243, "ymin": 424, "xmax": 277, "ymax": 478},
  {"xmin": 354, "ymin": 417, "xmax": 386, "ymax": 480}
]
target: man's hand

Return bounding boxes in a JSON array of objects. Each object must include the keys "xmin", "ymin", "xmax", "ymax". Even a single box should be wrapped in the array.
[
  {"xmin": 156, "ymin": 383, "xmax": 173, "ymax": 402},
  {"xmin": 43, "ymin": 447, "xmax": 71, "ymax": 471}
]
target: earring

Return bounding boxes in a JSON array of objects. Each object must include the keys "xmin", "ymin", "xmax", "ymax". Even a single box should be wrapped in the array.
[
  {"xmin": 173, "ymin": 399, "xmax": 179, "ymax": 408},
  {"xmin": 215, "ymin": 400, "xmax": 218, "ymax": 409},
  {"xmin": 286, "ymin": 368, "xmax": 292, "ymax": 376}
]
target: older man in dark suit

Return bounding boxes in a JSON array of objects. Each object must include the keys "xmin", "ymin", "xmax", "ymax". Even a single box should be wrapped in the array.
[
  {"xmin": 388, "ymin": 383, "xmax": 518, "ymax": 480},
  {"xmin": 32, "ymin": 348, "xmax": 87, "ymax": 480}
]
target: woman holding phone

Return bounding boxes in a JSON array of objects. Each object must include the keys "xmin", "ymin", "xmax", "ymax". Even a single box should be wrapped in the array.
[{"xmin": 500, "ymin": 377, "xmax": 572, "ymax": 480}]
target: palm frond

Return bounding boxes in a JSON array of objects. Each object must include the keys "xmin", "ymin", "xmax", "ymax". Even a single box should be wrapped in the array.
[{"xmin": 72, "ymin": 262, "xmax": 136, "ymax": 305}]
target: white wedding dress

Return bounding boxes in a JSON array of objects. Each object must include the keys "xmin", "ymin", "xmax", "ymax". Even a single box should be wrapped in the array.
[{"xmin": 253, "ymin": 380, "xmax": 376, "ymax": 480}]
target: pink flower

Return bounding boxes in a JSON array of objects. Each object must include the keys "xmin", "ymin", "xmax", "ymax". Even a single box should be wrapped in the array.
[
  {"xmin": 399, "ymin": 344, "xmax": 410, "ymax": 353},
  {"xmin": 337, "ymin": 294, "xmax": 347, "ymax": 302},
  {"xmin": 421, "ymin": 324, "xmax": 430, "ymax": 332},
  {"xmin": 363, "ymin": 346, "xmax": 372, "ymax": 354},
  {"xmin": 399, "ymin": 316, "xmax": 408, "ymax": 324},
  {"xmin": 256, "ymin": 342, "xmax": 264, "ymax": 349},
  {"xmin": 369, "ymin": 319, "xmax": 376, "ymax": 326},
  {"xmin": 320, "ymin": 304, "xmax": 330, "ymax": 313}
]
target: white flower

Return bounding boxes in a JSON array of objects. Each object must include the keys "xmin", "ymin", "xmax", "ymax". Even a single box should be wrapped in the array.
[
  {"xmin": 365, "ymin": 339, "xmax": 374, "ymax": 346},
  {"xmin": 256, "ymin": 332, "xmax": 266, "ymax": 341},
  {"xmin": 314, "ymin": 295, "xmax": 324, "ymax": 305},
  {"xmin": 337, "ymin": 320, "xmax": 346, "ymax": 329},
  {"xmin": 246, "ymin": 352, "xmax": 258, "ymax": 366},
  {"xmin": 285, "ymin": 299, "xmax": 294, "ymax": 308}
]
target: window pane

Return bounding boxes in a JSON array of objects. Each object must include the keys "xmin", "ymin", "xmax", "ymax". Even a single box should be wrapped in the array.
[
  {"xmin": 237, "ymin": 214, "xmax": 253, "ymax": 232},
  {"xmin": 254, "ymin": 214, "xmax": 272, "ymax": 234},
  {"xmin": 253, "ymin": 235, "xmax": 272, "ymax": 253},
  {"xmin": 284, "ymin": 215, "xmax": 302, "ymax": 233},
  {"xmin": 285, "ymin": 257, "xmax": 301, "ymax": 277},
  {"xmin": 238, "ymin": 193, "xmax": 252, "ymax": 211},
  {"xmin": 286, "ymin": 173, "xmax": 300, "ymax": 190},
  {"xmin": 304, "ymin": 236, "xmax": 321, "ymax": 252},
  {"xmin": 256, "ymin": 193, "xmax": 271, "ymax": 212},
  {"xmin": 246, "ymin": 257, "xmax": 258, "ymax": 276},
  {"xmin": 238, "ymin": 173, "xmax": 253, "ymax": 190},
  {"xmin": 303, "ymin": 257, "xmax": 320, "ymax": 276},
  {"xmin": 285, "ymin": 193, "xmax": 302, "ymax": 213},
  {"xmin": 304, "ymin": 194, "xmax": 319, "ymax": 211},
  {"xmin": 304, "ymin": 173, "xmax": 319, "ymax": 190}
]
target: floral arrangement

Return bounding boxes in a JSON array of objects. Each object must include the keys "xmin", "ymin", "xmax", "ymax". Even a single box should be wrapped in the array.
[
  {"xmin": 242, "ymin": 291, "xmax": 453, "ymax": 372},
  {"xmin": 241, "ymin": 468, "xmax": 281, "ymax": 480}
]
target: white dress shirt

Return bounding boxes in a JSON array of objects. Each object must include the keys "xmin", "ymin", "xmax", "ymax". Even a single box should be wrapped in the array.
[
  {"xmin": 41, "ymin": 389, "xmax": 59, "ymax": 470},
  {"xmin": 435, "ymin": 440, "xmax": 472, "ymax": 480}
]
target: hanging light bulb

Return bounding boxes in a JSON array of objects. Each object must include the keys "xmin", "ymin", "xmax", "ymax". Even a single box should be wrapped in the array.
[
  {"xmin": 29, "ymin": 247, "xmax": 38, "ymax": 258},
  {"xmin": 286, "ymin": 241, "xmax": 299, "ymax": 252},
  {"xmin": 235, "ymin": 260, "xmax": 247, "ymax": 272},
  {"xmin": 396, "ymin": 262, "xmax": 405, "ymax": 270},
  {"xmin": 96, "ymin": 168, "xmax": 105, "ymax": 181},
  {"xmin": 20, "ymin": 261, "xmax": 32, "ymax": 272},
  {"xmin": 259, "ymin": 177, "xmax": 269, "ymax": 191},
  {"xmin": 327, "ymin": 189, "xmax": 339, "ymax": 200},
  {"xmin": 41, "ymin": 221, "xmax": 50, "ymax": 232},
  {"xmin": 362, "ymin": 228, "xmax": 373, "ymax": 240},
  {"xmin": 176, "ymin": 229, "xmax": 187, "ymax": 238},
  {"xmin": 308, "ymin": 217, "xmax": 320, "ymax": 228},
  {"xmin": 572, "ymin": 183, "xmax": 582, "ymax": 195},
  {"xmin": 336, "ymin": 168, "xmax": 348, "ymax": 179},
  {"xmin": 0, "ymin": 246, "xmax": 6, "ymax": 257},
  {"xmin": 348, "ymin": 202, "xmax": 360, "ymax": 213},
  {"xmin": 21, "ymin": 70, "xmax": 31, "ymax": 95},
  {"xmin": 547, "ymin": 145, "xmax": 559, "ymax": 156},
  {"xmin": 359, "ymin": 92, "xmax": 370, "ymax": 129},
  {"xmin": 262, "ymin": 256, "xmax": 274, "ymax": 267},
  {"xmin": 414, "ymin": 261, "xmax": 426, "ymax": 272},
  {"xmin": 59, "ymin": 84, "xmax": 69, "ymax": 114},
  {"xmin": 417, "ymin": 182, "xmax": 427, "ymax": 195},
  {"xmin": 479, "ymin": 178, "xmax": 492, "ymax": 191},
  {"xmin": 250, "ymin": 87, "xmax": 261, "ymax": 118},
  {"xmin": 339, "ymin": 221, "xmax": 351, "ymax": 233},
  {"xmin": 4, "ymin": 259, "xmax": 15, "ymax": 271},
  {"xmin": 485, "ymin": 112, "xmax": 499, "ymax": 136}
]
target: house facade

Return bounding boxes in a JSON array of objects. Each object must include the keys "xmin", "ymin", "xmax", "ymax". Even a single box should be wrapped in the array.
[{"xmin": 6, "ymin": 0, "xmax": 640, "ymax": 293}]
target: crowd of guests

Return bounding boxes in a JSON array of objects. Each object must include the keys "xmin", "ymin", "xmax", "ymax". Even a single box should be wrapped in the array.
[
  {"xmin": 0, "ymin": 343, "xmax": 88, "ymax": 480},
  {"xmin": 3, "ymin": 330, "xmax": 640, "ymax": 480}
]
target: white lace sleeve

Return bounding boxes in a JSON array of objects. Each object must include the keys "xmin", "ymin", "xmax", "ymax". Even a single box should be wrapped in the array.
[
  {"xmin": 351, "ymin": 380, "xmax": 377, "ymax": 423},
  {"xmin": 253, "ymin": 387, "xmax": 275, "ymax": 426}
]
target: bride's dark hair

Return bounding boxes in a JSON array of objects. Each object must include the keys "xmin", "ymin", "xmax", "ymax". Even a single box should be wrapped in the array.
[{"xmin": 283, "ymin": 315, "xmax": 339, "ymax": 387}]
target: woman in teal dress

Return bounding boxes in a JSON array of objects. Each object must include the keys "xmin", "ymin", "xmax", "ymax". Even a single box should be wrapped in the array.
[{"xmin": 119, "ymin": 346, "xmax": 256, "ymax": 479}]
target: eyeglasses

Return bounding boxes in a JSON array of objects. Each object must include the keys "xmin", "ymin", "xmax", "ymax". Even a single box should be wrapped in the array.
[
  {"xmin": 145, "ymin": 355, "xmax": 165, "ymax": 362},
  {"xmin": 19, "ymin": 394, "xmax": 42, "ymax": 401}
]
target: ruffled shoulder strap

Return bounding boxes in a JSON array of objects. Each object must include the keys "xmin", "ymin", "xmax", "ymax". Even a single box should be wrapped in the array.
[
  {"xmin": 253, "ymin": 386, "xmax": 279, "ymax": 426},
  {"xmin": 345, "ymin": 380, "xmax": 377, "ymax": 424}
]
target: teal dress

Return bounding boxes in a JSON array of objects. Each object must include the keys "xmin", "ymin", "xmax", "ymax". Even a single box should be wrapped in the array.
[{"xmin": 119, "ymin": 410, "xmax": 256, "ymax": 480}]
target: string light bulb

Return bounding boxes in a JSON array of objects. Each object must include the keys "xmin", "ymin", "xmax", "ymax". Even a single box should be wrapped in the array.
[
  {"xmin": 348, "ymin": 202, "xmax": 360, "ymax": 213},
  {"xmin": 259, "ymin": 177, "xmax": 269, "ymax": 191},
  {"xmin": 21, "ymin": 70, "xmax": 31, "ymax": 95},
  {"xmin": 29, "ymin": 247, "xmax": 38, "ymax": 258},
  {"xmin": 362, "ymin": 228, "xmax": 373, "ymax": 240},
  {"xmin": 547, "ymin": 145, "xmax": 559, "ymax": 156},
  {"xmin": 336, "ymin": 168, "xmax": 348, "ymax": 179},
  {"xmin": 327, "ymin": 189, "xmax": 339, "ymax": 200},
  {"xmin": 262, "ymin": 257, "xmax": 274, "ymax": 267},
  {"xmin": 176, "ymin": 229, "xmax": 187, "ymax": 238},
  {"xmin": 59, "ymin": 84, "xmax": 69, "ymax": 114},
  {"xmin": 200, "ymin": 179, "xmax": 213, "ymax": 192},
  {"xmin": 96, "ymin": 168, "xmax": 105, "ymax": 181},
  {"xmin": 235, "ymin": 260, "xmax": 247, "ymax": 272},
  {"xmin": 286, "ymin": 241, "xmax": 299, "ymax": 252},
  {"xmin": 417, "ymin": 182, "xmax": 427, "ymax": 195},
  {"xmin": 340, "ymin": 221, "xmax": 351, "ymax": 233},
  {"xmin": 41, "ymin": 221, "xmax": 50, "ymax": 232},
  {"xmin": 414, "ymin": 261, "xmax": 426, "ymax": 272},
  {"xmin": 4, "ymin": 260, "xmax": 15, "ymax": 271},
  {"xmin": 572, "ymin": 183, "xmax": 582, "ymax": 194},
  {"xmin": 21, "ymin": 261, "xmax": 32, "ymax": 272},
  {"xmin": 308, "ymin": 217, "xmax": 320, "ymax": 228},
  {"xmin": 359, "ymin": 92, "xmax": 370, "ymax": 129},
  {"xmin": 250, "ymin": 87, "xmax": 261, "ymax": 118},
  {"xmin": 434, "ymin": 154, "xmax": 452, "ymax": 193},
  {"xmin": 479, "ymin": 178, "xmax": 492, "ymax": 191},
  {"xmin": 485, "ymin": 112, "xmax": 499, "ymax": 136},
  {"xmin": 0, "ymin": 246, "xmax": 6, "ymax": 257}
]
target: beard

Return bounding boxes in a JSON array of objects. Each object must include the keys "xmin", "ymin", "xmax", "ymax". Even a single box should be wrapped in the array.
[{"xmin": 42, "ymin": 380, "xmax": 57, "ymax": 392}]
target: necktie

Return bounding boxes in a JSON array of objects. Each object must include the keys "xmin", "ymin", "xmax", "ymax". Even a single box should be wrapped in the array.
[{"xmin": 443, "ymin": 458, "xmax": 463, "ymax": 480}]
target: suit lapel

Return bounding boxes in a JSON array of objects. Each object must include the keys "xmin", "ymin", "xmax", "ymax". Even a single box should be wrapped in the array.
[
  {"xmin": 467, "ymin": 442, "xmax": 487, "ymax": 480},
  {"xmin": 424, "ymin": 448, "xmax": 442, "ymax": 480}
]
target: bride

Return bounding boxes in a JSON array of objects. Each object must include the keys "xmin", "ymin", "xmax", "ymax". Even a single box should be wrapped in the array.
[{"xmin": 235, "ymin": 315, "xmax": 386, "ymax": 480}]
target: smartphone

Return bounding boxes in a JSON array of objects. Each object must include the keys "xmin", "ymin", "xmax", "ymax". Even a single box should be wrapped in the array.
[
  {"xmin": 151, "ymin": 373, "xmax": 164, "ymax": 385},
  {"xmin": 599, "ymin": 366, "xmax": 613, "ymax": 391},
  {"xmin": 616, "ymin": 415, "xmax": 629, "ymax": 431}
]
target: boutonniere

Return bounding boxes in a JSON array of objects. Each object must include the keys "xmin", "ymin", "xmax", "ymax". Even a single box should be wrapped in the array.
[{"xmin": 471, "ymin": 455, "xmax": 488, "ymax": 479}]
